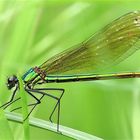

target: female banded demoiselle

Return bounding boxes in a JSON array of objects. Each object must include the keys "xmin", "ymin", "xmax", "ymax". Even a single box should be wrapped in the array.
[{"xmin": 1, "ymin": 11, "xmax": 140, "ymax": 132}]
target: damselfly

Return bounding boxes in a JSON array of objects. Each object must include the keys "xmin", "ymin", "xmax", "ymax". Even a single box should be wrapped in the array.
[{"xmin": 1, "ymin": 11, "xmax": 140, "ymax": 132}]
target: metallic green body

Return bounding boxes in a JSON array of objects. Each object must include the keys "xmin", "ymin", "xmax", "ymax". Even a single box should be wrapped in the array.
[
  {"xmin": 22, "ymin": 11, "xmax": 140, "ymax": 85},
  {"xmin": 22, "ymin": 68, "xmax": 38, "ymax": 82}
]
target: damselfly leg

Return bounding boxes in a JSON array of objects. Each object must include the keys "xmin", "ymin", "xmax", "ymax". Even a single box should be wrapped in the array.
[
  {"xmin": 4, "ymin": 97, "xmax": 21, "ymax": 109},
  {"xmin": 0, "ymin": 87, "xmax": 18, "ymax": 109},
  {"xmin": 32, "ymin": 88, "xmax": 64, "ymax": 123},
  {"xmin": 9, "ymin": 87, "xmax": 64, "ymax": 132}
]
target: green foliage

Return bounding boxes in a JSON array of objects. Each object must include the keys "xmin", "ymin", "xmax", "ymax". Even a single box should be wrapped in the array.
[
  {"xmin": 18, "ymin": 75, "xmax": 30, "ymax": 140},
  {"xmin": 0, "ymin": 108, "xmax": 14, "ymax": 140},
  {"xmin": 0, "ymin": 1, "xmax": 140, "ymax": 140}
]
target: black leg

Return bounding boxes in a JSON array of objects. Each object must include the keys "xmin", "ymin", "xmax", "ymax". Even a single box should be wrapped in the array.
[
  {"xmin": 4, "ymin": 97, "xmax": 21, "ymax": 109},
  {"xmin": 0, "ymin": 87, "xmax": 18, "ymax": 109},
  {"xmin": 33, "ymin": 88, "xmax": 64, "ymax": 123},
  {"xmin": 9, "ymin": 87, "xmax": 64, "ymax": 132},
  {"xmin": 26, "ymin": 88, "xmax": 64, "ymax": 132},
  {"xmin": 10, "ymin": 89, "xmax": 44, "ymax": 119},
  {"xmin": 10, "ymin": 96, "xmax": 43, "ymax": 112},
  {"xmin": 23, "ymin": 93, "xmax": 45, "ymax": 121}
]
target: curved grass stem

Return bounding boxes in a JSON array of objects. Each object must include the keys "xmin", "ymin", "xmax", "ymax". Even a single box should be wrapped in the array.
[{"xmin": 5, "ymin": 111, "xmax": 103, "ymax": 140}]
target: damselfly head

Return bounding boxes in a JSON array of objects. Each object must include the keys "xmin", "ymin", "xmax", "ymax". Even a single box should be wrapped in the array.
[{"xmin": 7, "ymin": 75, "xmax": 19, "ymax": 90}]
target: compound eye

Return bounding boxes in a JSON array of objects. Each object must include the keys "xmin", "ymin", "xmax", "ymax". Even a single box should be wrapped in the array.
[
  {"xmin": 8, "ymin": 75, "xmax": 17, "ymax": 82},
  {"xmin": 8, "ymin": 76, "xmax": 14, "ymax": 82}
]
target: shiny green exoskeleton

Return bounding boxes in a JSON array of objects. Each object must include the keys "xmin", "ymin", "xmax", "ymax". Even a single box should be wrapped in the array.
[{"xmin": 1, "ymin": 11, "xmax": 140, "ymax": 132}]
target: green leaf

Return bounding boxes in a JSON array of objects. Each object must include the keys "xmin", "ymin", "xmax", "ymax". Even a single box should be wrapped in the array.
[
  {"xmin": 0, "ymin": 106, "xmax": 14, "ymax": 140},
  {"xmin": 18, "ymin": 75, "xmax": 30, "ymax": 140}
]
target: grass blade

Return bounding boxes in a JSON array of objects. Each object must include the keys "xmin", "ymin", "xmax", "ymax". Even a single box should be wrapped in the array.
[
  {"xmin": 5, "ymin": 111, "xmax": 103, "ymax": 140},
  {"xmin": 18, "ymin": 75, "xmax": 30, "ymax": 140},
  {"xmin": 0, "ymin": 107, "xmax": 14, "ymax": 140}
]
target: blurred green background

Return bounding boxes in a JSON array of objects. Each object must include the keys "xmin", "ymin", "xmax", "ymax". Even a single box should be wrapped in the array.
[{"xmin": 0, "ymin": 0, "xmax": 140, "ymax": 140}]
